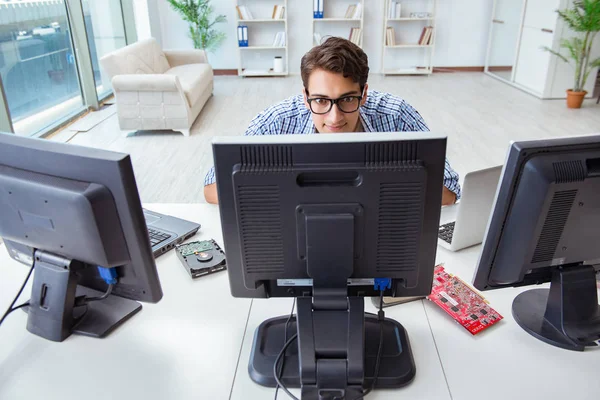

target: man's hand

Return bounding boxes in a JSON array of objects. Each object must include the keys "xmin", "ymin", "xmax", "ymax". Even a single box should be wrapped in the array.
[
  {"xmin": 442, "ymin": 186, "xmax": 457, "ymax": 206},
  {"xmin": 204, "ymin": 184, "xmax": 218, "ymax": 204}
]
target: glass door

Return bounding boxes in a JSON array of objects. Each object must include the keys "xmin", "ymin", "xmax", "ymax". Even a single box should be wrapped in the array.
[
  {"xmin": 81, "ymin": 0, "xmax": 127, "ymax": 100},
  {"xmin": 485, "ymin": 0, "xmax": 525, "ymax": 82},
  {"xmin": 0, "ymin": 0, "xmax": 84, "ymax": 136}
]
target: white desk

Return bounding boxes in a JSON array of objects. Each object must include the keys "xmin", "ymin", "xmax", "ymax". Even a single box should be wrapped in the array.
[
  {"xmin": 2, "ymin": 204, "xmax": 599, "ymax": 400},
  {"xmin": 432, "ymin": 245, "xmax": 600, "ymax": 400},
  {"xmin": 0, "ymin": 204, "xmax": 251, "ymax": 400}
]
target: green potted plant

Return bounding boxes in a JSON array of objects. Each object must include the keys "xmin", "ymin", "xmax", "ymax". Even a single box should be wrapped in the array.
[
  {"xmin": 166, "ymin": 0, "xmax": 227, "ymax": 56},
  {"xmin": 544, "ymin": 0, "xmax": 600, "ymax": 109}
]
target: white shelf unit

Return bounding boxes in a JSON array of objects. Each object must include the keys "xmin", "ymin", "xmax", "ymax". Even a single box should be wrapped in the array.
[
  {"xmin": 312, "ymin": 0, "xmax": 365, "ymax": 48},
  {"xmin": 382, "ymin": 0, "xmax": 437, "ymax": 75},
  {"xmin": 236, "ymin": 0, "xmax": 289, "ymax": 77}
]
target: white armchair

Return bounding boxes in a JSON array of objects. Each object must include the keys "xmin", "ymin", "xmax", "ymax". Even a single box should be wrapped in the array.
[{"xmin": 100, "ymin": 38, "xmax": 213, "ymax": 137}]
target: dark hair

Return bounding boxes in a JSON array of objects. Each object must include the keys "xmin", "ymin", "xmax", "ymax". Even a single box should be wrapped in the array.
[{"xmin": 300, "ymin": 37, "xmax": 369, "ymax": 93}]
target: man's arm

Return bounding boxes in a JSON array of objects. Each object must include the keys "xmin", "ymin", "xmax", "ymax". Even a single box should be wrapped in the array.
[
  {"xmin": 203, "ymin": 165, "xmax": 218, "ymax": 204},
  {"xmin": 442, "ymin": 158, "xmax": 460, "ymax": 206},
  {"xmin": 442, "ymin": 186, "xmax": 456, "ymax": 206},
  {"xmin": 204, "ymin": 183, "xmax": 218, "ymax": 204}
]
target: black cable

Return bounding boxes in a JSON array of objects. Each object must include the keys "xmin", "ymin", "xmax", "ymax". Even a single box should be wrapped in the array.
[
  {"xmin": 0, "ymin": 265, "xmax": 35, "ymax": 327},
  {"xmin": 273, "ymin": 333, "xmax": 300, "ymax": 400},
  {"xmin": 275, "ymin": 298, "xmax": 297, "ymax": 400},
  {"xmin": 0, "ymin": 302, "xmax": 30, "ymax": 323},
  {"xmin": 84, "ymin": 284, "xmax": 113, "ymax": 303},
  {"xmin": 273, "ymin": 291, "xmax": 386, "ymax": 400}
]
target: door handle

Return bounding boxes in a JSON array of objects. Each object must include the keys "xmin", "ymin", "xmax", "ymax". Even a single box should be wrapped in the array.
[
  {"xmin": 541, "ymin": 28, "xmax": 553, "ymax": 33},
  {"xmin": 493, "ymin": 19, "xmax": 505, "ymax": 24}
]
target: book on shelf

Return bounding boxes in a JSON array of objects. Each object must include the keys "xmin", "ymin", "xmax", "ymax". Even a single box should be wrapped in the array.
[
  {"xmin": 272, "ymin": 5, "xmax": 285, "ymax": 19},
  {"xmin": 388, "ymin": 1, "xmax": 401, "ymax": 19},
  {"xmin": 272, "ymin": 31, "xmax": 286, "ymax": 47},
  {"xmin": 418, "ymin": 26, "xmax": 434, "ymax": 45},
  {"xmin": 345, "ymin": 5, "xmax": 356, "ymax": 18},
  {"xmin": 236, "ymin": 5, "xmax": 253, "ymax": 20},
  {"xmin": 344, "ymin": 3, "xmax": 362, "ymax": 19},
  {"xmin": 386, "ymin": 27, "xmax": 396, "ymax": 46},
  {"xmin": 349, "ymin": 27, "xmax": 362, "ymax": 46},
  {"xmin": 314, "ymin": 32, "xmax": 323, "ymax": 46}
]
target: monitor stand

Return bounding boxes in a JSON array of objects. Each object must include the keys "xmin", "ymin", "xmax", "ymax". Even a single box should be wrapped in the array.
[
  {"xmin": 24, "ymin": 250, "xmax": 141, "ymax": 342},
  {"xmin": 248, "ymin": 212, "xmax": 416, "ymax": 399},
  {"xmin": 512, "ymin": 264, "xmax": 600, "ymax": 351}
]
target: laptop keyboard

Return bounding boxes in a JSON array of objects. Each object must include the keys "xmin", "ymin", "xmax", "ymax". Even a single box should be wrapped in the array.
[
  {"xmin": 438, "ymin": 222, "xmax": 455, "ymax": 245},
  {"xmin": 148, "ymin": 228, "xmax": 171, "ymax": 247}
]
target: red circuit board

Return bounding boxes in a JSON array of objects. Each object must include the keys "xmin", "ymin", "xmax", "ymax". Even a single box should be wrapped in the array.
[{"xmin": 427, "ymin": 265, "xmax": 503, "ymax": 335}]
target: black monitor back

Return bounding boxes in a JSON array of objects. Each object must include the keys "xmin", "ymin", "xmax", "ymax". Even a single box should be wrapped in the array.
[
  {"xmin": 213, "ymin": 132, "xmax": 447, "ymax": 298},
  {"xmin": 0, "ymin": 132, "xmax": 162, "ymax": 303},
  {"xmin": 474, "ymin": 134, "xmax": 600, "ymax": 290}
]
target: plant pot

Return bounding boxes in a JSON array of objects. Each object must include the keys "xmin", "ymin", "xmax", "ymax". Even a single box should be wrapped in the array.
[{"xmin": 566, "ymin": 90, "xmax": 587, "ymax": 109}]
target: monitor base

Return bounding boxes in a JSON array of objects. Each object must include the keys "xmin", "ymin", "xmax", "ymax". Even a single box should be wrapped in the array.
[
  {"xmin": 248, "ymin": 311, "xmax": 416, "ymax": 391},
  {"xmin": 24, "ymin": 252, "xmax": 141, "ymax": 342},
  {"xmin": 512, "ymin": 265, "xmax": 600, "ymax": 351}
]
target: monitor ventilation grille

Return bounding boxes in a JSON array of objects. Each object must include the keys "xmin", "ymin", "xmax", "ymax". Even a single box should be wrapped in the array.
[
  {"xmin": 366, "ymin": 142, "xmax": 418, "ymax": 166},
  {"xmin": 531, "ymin": 190, "xmax": 577, "ymax": 264},
  {"xmin": 376, "ymin": 182, "xmax": 422, "ymax": 272},
  {"xmin": 241, "ymin": 145, "xmax": 293, "ymax": 168},
  {"xmin": 237, "ymin": 185, "xmax": 284, "ymax": 273},
  {"xmin": 553, "ymin": 160, "xmax": 585, "ymax": 183}
]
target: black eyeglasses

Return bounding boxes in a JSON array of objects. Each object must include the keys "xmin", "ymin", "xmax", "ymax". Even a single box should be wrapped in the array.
[{"xmin": 306, "ymin": 91, "xmax": 364, "ymax": 115}]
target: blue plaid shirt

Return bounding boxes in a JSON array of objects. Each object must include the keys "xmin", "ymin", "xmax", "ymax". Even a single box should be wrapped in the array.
[{"xmin": 204, "ymin": 90, "xmax": 461, "ymax": 198}]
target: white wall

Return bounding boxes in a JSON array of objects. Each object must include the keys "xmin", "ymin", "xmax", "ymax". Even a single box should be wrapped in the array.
[
  {"xmin": 150, "ymin": 0, "xmax": 494, "ymax": 72},
  {"xmin": 133, "ymin": 0, "xmax": 153, "ymax": 41}
]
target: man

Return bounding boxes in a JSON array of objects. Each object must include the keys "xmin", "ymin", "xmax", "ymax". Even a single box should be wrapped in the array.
[{"xmin": 204, "ymin": 37, "xmax": 460, "ymax": 205}]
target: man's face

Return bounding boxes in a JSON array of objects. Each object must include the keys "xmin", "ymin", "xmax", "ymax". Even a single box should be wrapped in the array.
[{"xmin": 303, "ymin": 68, "xmax": 368, "ymax": 134}]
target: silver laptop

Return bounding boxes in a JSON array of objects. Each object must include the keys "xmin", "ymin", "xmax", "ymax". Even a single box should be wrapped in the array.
[
  {"xmin": 143, "ymin": 209, "xmax": 200, "ymax": 258},
  {"xmin": 437, "ymin": 166, "xmax": 502, "ymax": 252}
]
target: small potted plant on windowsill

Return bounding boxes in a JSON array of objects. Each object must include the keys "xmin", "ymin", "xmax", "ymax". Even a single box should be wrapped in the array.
[{"xmin": 544, "ymin": 0, "xmax": 600, "ymax": 109}]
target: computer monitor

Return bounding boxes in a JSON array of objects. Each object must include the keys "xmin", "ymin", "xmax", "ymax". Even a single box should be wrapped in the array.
[
  {"xmin": 473, "ymin": 134, "xmax": 600, "ymax": 351},
  {"xmin": 0, "ymin": 132, "xmax": 162, "ymax": 342},
  {"xmin": 213, "ymin": 132, "xmax": 448, "ymax": 398}
]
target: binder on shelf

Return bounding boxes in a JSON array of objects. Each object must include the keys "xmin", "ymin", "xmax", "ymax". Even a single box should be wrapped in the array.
[
  {"xmin": 237, "ymin": 25, "xmax": 244, "ymax": 47},
  {"xmin": 313, "ymin": 0, "xmax": 320, "ymax": 18},
  {"xmin": 242, "ymin": 25, "xmax": 248, "ymax": 47}
]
